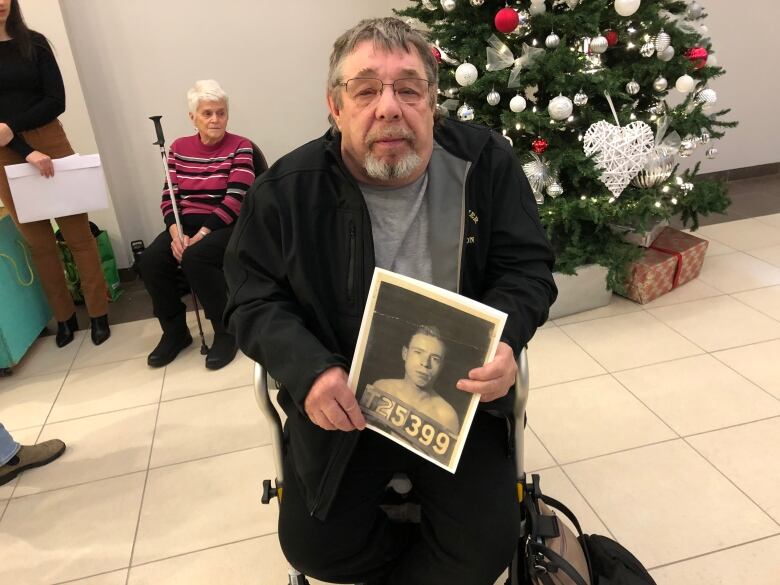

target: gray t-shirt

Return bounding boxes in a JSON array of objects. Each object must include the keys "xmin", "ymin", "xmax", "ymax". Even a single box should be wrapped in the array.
[{"xmin": 360, "ymin": 173, "xmax": 432, "ymax": 284}]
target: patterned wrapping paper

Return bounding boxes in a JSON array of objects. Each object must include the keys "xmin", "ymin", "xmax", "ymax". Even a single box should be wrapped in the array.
[{"xmin": 622, "ymin": 227, "xmax": 709, "ymax": 304}]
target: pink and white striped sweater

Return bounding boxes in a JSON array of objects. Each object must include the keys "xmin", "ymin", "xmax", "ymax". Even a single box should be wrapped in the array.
[{"xmin": 161, "ymin": 132, "xmax": 255, "ymax": 231}]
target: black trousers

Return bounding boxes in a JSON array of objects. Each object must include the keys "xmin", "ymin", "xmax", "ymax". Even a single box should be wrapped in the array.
[
  {"xmin": 139, "ymin": 225, "xmax": 233, "ymax": 331},
  {"xmin": 279, "ymin": 412, "xmax": 521, "ymax": 585}
]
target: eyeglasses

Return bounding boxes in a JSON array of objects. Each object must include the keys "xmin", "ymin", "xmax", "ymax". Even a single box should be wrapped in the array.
[{"xmin": 339, "ymin": 78, "xmax": 433, "ymax": 107}]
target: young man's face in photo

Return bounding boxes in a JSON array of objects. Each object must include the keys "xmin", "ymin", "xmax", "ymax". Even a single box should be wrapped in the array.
[{"xmin": 402, "ymin": 333, "xmax": 445, "ymax": 390}]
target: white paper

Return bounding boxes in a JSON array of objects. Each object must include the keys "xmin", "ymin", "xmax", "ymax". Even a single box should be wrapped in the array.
[{"xmin": 4, "ymin": 154, "xmax": 109, "ymax": 223}]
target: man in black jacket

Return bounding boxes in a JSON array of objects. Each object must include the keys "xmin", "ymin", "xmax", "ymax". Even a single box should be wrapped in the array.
[{"xmin": 224, "ymin": 17, "xmax": 556, "ymax": 585}]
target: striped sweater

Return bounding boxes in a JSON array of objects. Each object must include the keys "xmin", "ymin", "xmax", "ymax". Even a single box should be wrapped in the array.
[{"xmin": 161, "ymin": 132, "xmax": 255, "ymax": 231}]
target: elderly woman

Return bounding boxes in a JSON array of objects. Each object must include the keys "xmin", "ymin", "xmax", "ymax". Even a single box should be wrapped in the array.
[{"xmin": 139, "ymin": 80, "xmax": 256, "ymax": 370}]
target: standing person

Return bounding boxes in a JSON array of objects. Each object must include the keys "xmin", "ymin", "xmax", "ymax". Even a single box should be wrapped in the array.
[
  {"xmin": 138, "ymin": 80, "xmax": 256, "ymax": 370},
  {"xmin": 0, "ymin": 422, "xmax": 65, "ymax": 486},
  {"xmin": 0, "ymin": 0, "xmax": 110, "ymax": 348},
  {"xmin": 224, "ymin": 17, "xmax": 556, "ymax": 585}
]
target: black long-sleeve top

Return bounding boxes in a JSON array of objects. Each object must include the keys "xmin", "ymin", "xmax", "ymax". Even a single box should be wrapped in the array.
[{"xmin": 0, "ymin": 31, "xmax": 66, "ymax": 158}]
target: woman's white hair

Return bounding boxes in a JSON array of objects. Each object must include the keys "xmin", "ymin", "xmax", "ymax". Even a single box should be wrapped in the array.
[{"xmin": 186, "ymin": 79, "xmax": 229, "ymax": 114}]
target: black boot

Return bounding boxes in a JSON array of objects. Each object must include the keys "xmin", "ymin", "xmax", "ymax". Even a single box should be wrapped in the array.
[
  {"xmin": 90, "ymin": 314, "xmax": 111, "ymax": 346},
  {"xmin": 55, "ymin": 313, "xmax": 79, "ymax": 348},
  {"xmin": 205, "ymin": 321, "xmax": 238, "ymax": 370},
  {"xmin": 148, "ymin": 316, "xmax": 192, "ymax": 368}
]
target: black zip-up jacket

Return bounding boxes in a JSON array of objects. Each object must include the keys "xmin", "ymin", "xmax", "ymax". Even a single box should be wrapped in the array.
[{"xmin": 224, "ymin": 118, "xmax": 557, "ymax": 521}]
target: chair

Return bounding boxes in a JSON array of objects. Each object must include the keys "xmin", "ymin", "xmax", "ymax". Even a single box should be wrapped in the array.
[{"xmin": 254, "ymin": 347, "xmax": 530, "ymax": 585}]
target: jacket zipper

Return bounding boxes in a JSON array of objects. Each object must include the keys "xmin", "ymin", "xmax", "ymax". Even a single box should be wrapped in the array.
[{"xmin": 347, "ymin": 221, "xmax": 356, "ymax": 303}]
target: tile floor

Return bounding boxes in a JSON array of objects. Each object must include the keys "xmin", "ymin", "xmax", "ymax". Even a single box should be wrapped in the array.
[{"xmin": 2, "ymin": 214, "xmax": 780, "ymax": 584}]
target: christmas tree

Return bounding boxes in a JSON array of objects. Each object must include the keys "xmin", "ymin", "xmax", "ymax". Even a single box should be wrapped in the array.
[{"xmin": 396, "ymin": 0, "xmax": 735, "ymax": 291}]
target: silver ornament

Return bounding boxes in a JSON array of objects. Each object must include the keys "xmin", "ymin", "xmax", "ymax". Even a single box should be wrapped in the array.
[
  {"xmin": 440, "ymin": 0, "xmax": 456, "ymax": 13},
  {"xmin": 653, "ymin": 77, "xmax": 668, "ymax": 92},
  {"xmin": 522, "ymin": 153, "xmax": 555, "ymax": 202},
  {"xmin": 457, "ymin": 103, "xmax": 475, "ymax": 121},
  {"xmin": 631, "ymin": 146, "xmax": 676, "ymax": 188},
  {"xmin": 679, "ymin": 138, "xmax": 696, "ymax": 158},
  {"xmin": 626, "ymin": 80, "xmax": 640, "ymax": 95},
  {"xmin": 469, "ymin": 0, "xmax": 485, "ymax": 5},
  {"xmin": 654, "ymin": 30, "xmax": 671, "ymax": 53},
  {"xmin": 510, "ymin": 94, "xmax": 527, "ymax": 113},
  {"xmin": 548, "ymin": 95, "xmax": 573, "ymax": 121},
  {"xmin": 590, "ymin": 36, "xmax": 608, "ymax": 54},
  {"xmin": 657, "ymin": 45, "xmax": 675, "ymax": 61},
  {"xmin": 699, "ymin": 129, "xmax": 711, "ymax": 145},
  {"xmin": 687, "ymin": 1, "xmax": 703, "ymax": 19},
  {"xmin": 706, "ymin": 147, "xmax": 718, "ymax": 159},
  {"xmin": 487, "ymin": 90, "xmax": 501, "ymax": 106},
  {"xmin": 573, "ymin": 91, "xmax": 588, "ymax": 106},
  {"xmin": 546, "ymin": 182, "xmax": 564, "ymax": 198},
  {"xmin": 696, "ymin": 88, "xmax": 718, "ymax": 106},
  {"xmin": 515, "ymin": 10, "xmax": 531, "ymax": 33},
  {"xmin": 545, "ymin": 33, "xmax": 560, "ymax": 49},
  {"xmin": 640, "ymin": 42, "xmax": 655, "ymax": 58},
  {"xmin": 455, "ymin": 62, "xmax": 478, "ymax": 86},
  {"xmin": 529, "ymin": 0, "xmax": 546, "ymax": 15},
  {"xmin": 649, "ymin": 100, "xmax": 668, "ymax": 116}
]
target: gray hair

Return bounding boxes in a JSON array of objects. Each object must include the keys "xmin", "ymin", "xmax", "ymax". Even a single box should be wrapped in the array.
[
  {"xmin": 327, "ymin": 17, "xmax": 438, "ymax": 120},
  {"xmin": 187, "ymin": 79, "xmax": 229, "ymax": 114}
]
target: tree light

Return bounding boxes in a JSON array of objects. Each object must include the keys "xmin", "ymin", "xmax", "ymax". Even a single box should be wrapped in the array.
[
  {"xmin": 671, "ymin": 197, "xmax": 678, "ymax": 204},
  {"xmin": 654, "ymin": 201, "xmax": 662, "ymax": 208}
]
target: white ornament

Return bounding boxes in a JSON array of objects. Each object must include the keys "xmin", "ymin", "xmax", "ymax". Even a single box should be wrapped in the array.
[
  {"xmin": 654, "ymin": 30, "xmax": 671, "ymax": 53},
  {"xmin": 614, "ymin": 0, "xmax": 641, "ymax": 17},
  {"xmin": 583, "ymin": 120, "xmax": 654, "ymax": 197},
  {"xmin": 675, "ymin": 74, "xmax": 695, "ymax": 93},
  {"xmin": 687, "ymin": 1, "xmax": 703, "ymax": 19},
  {"xmin": 574, "ymin": 91, "xmax": 588, "ymax": 106},
  {"xmin": 696, "ymin": 88, "xmax": 717, "ymax": 106},
  {"xmin": 545, "ymin": 33, "xmax": 560, "ymax": 49},
  {"xmin": 487, "ymin": 90, "xmax": 501, "ymax": 106},
  {"xmin": 640, "ymin": 42, "xmax": 655, "ymax": 57},
  {"xmin": 469, "ymin": 0, "xmax": 485, "ymax": 5},
  {"xmin": 548, "ymin": 95, "xmax": 573, "ymax": 121},
  {"xmin": 626, "ymin": 80, "xmax": 640, "ymax": 95},
  {"xmin": 510, "ymin": 94, "xmax": 527, "ymax": 113},
  {"xmin": 700, "ymin": 24, "xmax": 709, "ymax": 34},
  {"xmin": 455, "ymin": 62, "xmax": 478, "ymax": 86},
  {"xmin": 657, "ymin": 45, "xmax": 675, "ymax": 61},
  {"xmin": 529, "ymin": 0, "xmax": 546, "ymax": 15},
  {"xmin": 590, "ymin": 36, "xmax": 608, "ymax": 54},
  {"xmin": 547, "ymin": 182, "xmax": 564, "ymax": 198},
  {"xmin": 457, "ymin": 103, "xmax": 475, "ymax": 121},
  {"xmin": 440, "ymin": 0, "xmax": 456, "ymax": 13},
  {"xmin": 653, "ymin": 76, "xmax": 668, "ymax": 92},
  {"xmin": 706, "ymin": 53, "xmax": 718, "ymax": 67}
]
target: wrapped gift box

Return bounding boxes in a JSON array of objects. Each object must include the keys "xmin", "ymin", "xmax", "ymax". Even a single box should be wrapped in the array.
[{"xmin": 622, "ymin": 228, "xmax": 708, "ymax": 304}]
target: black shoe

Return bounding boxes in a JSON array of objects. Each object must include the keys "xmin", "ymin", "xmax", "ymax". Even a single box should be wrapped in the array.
[
  {"xmin": 90, "ymin": 314, "xmax": 111, "ymax": 346},
  {"xmin": 147, "ymin": 330, "xmax": 193, "ymax": 367},
  {"xmin": 205, "ymin": 332, "xmax": 238, "ymax": 370},
  {"xmin": 55, "ymin": 313, "xmax": 79, "ymax": 348},
  {"xmin": 0, "ymin": 440, "xmax": 66, "ymax": 486}
]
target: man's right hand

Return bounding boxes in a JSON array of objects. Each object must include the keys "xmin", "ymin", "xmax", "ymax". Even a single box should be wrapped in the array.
[
  {"xmin": 169, "ymin": 224, "xmax": 188, "ymax": 263},
  {"xmin": 304, "ymin": 366, "xmax": 366, "ymax": 432}
]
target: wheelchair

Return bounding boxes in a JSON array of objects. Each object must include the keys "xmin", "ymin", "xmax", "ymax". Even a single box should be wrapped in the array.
[{"xmin": 253, "ymin": 347, "xmax": 530, "ymax": 585}]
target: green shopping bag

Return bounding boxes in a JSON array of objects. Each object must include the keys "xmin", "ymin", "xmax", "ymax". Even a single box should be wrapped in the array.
[{"xmin": 56, "ymin": 222, "xmax": 123, "ymax": 303}]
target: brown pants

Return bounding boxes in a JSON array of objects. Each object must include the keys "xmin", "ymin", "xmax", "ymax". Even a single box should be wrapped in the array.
[{"xmin": 0, "ymin": 120, "xmax": 108, "ymax": 321}]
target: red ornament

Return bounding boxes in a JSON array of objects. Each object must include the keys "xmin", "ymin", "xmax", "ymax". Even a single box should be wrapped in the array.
[
  {"xmin": 605, "ymin": 30, "xmax": 619, "ymax": 46},
  {"xmin": 494, "ymin": 7, "xmax": 519, "ymax": 34},
  {"xmin": 431, "ymin": 45, "xmax": 442, "ymax": 64},
  {"xmin": 685, "ymin": 46, "xmax": 708, "ymax": 69},
  {"xmin": 531, "ymin": 138, "xmax": 548, "ymax": 154}
]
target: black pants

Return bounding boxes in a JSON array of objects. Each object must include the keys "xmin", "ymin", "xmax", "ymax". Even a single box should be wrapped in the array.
[
  {"xmin": 279, "ymin": 412, "xmax": 521, "ymax": 585},
  {"xmin": 139, "ymin": 225, "xmax": 233, "ymax": 331}
]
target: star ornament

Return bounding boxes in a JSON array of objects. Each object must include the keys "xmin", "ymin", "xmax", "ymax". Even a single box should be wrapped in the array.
[{"xmin": 522, "ymin": 153, "xmax": 557, "ymax": 203}]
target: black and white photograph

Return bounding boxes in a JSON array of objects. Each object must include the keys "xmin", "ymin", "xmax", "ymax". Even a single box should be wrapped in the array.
[{"xmin": 349, "ymin": 268, "xmax": 506, "ymax": 472}]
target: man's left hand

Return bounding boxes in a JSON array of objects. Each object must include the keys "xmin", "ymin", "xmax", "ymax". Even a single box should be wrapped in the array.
[{"xmin": 457, "ymin": 341, "xmax": 516, "ymax": 402}]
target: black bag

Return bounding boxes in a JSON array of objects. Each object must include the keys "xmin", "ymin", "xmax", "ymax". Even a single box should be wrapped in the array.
[{"xmin": 515, "ymin": 474, "xmax": 656, "ymax": 585}]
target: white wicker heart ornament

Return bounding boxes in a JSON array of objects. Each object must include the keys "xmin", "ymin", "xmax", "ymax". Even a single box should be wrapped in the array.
[{"xmin": 583, "ymin": 120, "xmax": 654, "ymax": 197}]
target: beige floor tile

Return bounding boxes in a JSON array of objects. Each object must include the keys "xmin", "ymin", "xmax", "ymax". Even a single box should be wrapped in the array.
[
  {"xmin": 528, "ymin": 376, "xmax": 675, "ymax": 463},
  {"xmin": 526, "ymin": 327, "xmax": 605, "ymax": 388},
  {"xmin": 754, "ymin": 213, "xmax": 780, "ymax": 230},
  {"xmin": 688, "ymin": 418, "xmax": 780, "ymax": 523},
  {"xmin": 0, "ymin": 472, "xmax": 145, "ymax": 585},
  {"xmin": 49, "ymin": 357, "xmax": 164, "ymax": 423},
  {"xmin": 151, "ymin": 385, "xmax": 270, "ymax": 468},
  {"xmin": 702, "ymin": 237, "xmax": 736, "ymax": 257},
  {"xmin": 697, "ymin": 218, "xmax": 780, "ymax": 251},
  {"xmin": 133, "ymin": 447, "xmax": 278, "ymax": 565},
  {"xmin": 128, "ymin": 535, "xmax": 280, "ymax": 584},
  {"xmin": 552, "ymin": 295, "xmax": 641, "ymax": 326},
  {"xmin": 66, "ymin": 570, "xmax": 129, "ymax": 584},
  {"xmin": 714, "ymin": 339, "xmax": 780, "ymax": 399},
  {"xmin": 523, "ymin": 427, "xmax": 556, "ymax": 472},
  {"xmin": 748, "ymin": 245, "xmax": 780, "ymax": 268},
  {"xmin": 0, "ymin": 371, "xmax": 65, "ymax": 430},
  {"xmin": 14, "ymin": 405, "xmax": 157, "ymax": 496},
  {"xmin": 9, "ymin": 331, "xmax": 86, "ymax": 379},
  {"xmin": 0, "ymin": 426, "xmax": 40, "ymax": 500},
  {"xmin": 733, "ymin": 285, "xmax": 780, "ymax": 321},
  {"xmin": 559, "ymin": 312, "xmax": 702, "ymax": 372},
  {"xmin": 72, "ymin": 318, "xmax": 161, "ymax": 369},
  {"xmin": 161, "ymin": 348, "xmax": 254, "ymax": 401},
  {"xmin": 638, "ymin": 279, "xmax": 723, "ymax": 309},
  {"xmin": 614, "ymin": 355, "xmax": 780, "ymax": 436},
  {"xmin": 564, "ymin": 440, "xmax": 778, "ymax": 568},
  {"xmin": 647, "ymin": 296, "xmax": 780, "ymax": 352},
  {"xmin": 697, "ymin": 252, "xmax": 780, "ymax": 293},
  {"xmin": 650, "ymin": 534, "xmax": 780, "ymax": 585}
]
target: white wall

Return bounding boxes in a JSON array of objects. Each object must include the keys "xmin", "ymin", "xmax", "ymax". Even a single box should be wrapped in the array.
[
  {"xmin": 55, "ymin": 0, "xmax": 777, "ymax": 262},
  {"xmin": 20, "ymin": 0, "xmax": 127, "ymax": 263}
]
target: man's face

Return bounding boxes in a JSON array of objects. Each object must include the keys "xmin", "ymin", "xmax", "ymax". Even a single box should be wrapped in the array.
[
  {"xmin": 402, "ymin": 333, "xmax": 445, "ymax": 390},
  {"xmin": 190, "ymin": 100, "xmax": 228, "ymax": 145},
  {"xmin": 327, "ymin": 40, "xmax": 436, "ymax": 187}
]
